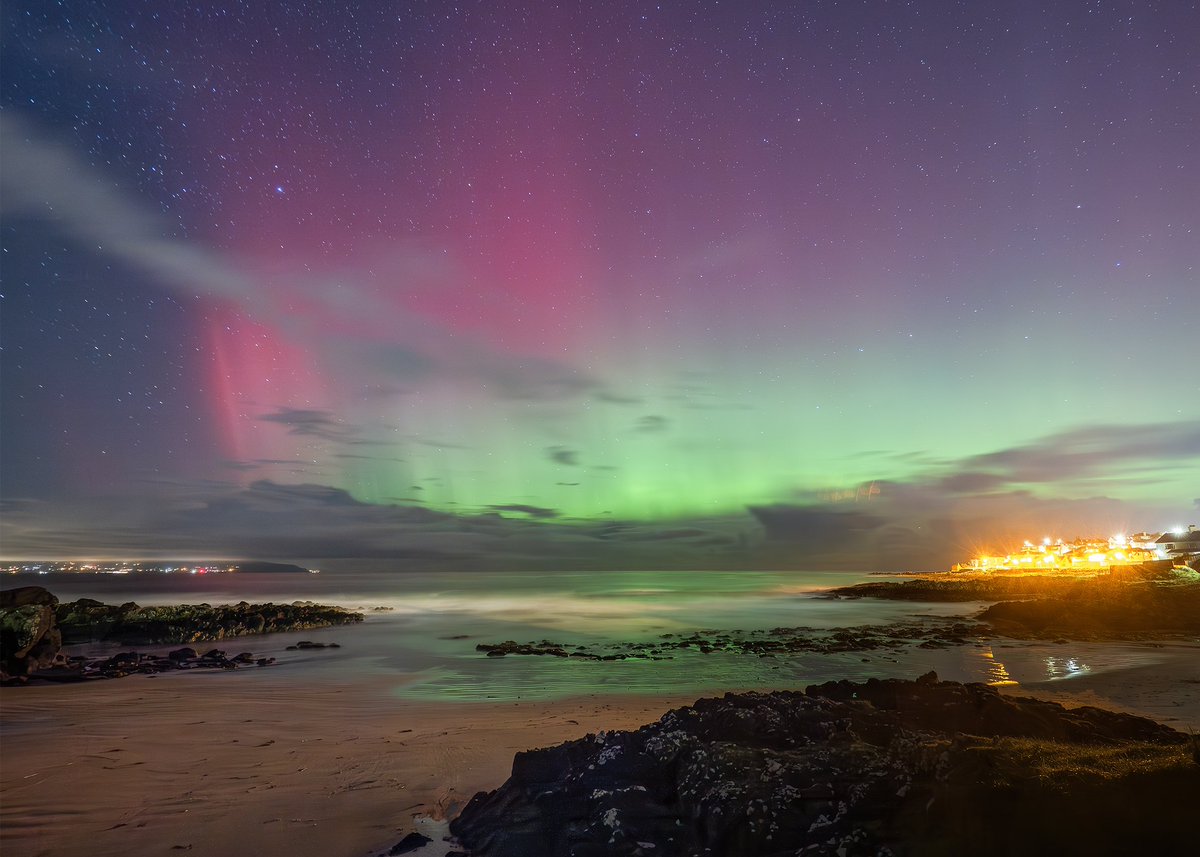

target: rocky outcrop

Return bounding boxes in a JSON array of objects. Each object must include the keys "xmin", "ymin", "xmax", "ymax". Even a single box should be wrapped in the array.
[
  {"xmin": 828, "ymin": 571, "xmax": 1200, "ymax": 642},
  {"xmin": 54, "ymin": 598, "xmax": 363, "ymax": 646},
  {"xmin": 977, "ymin": 583, "xmax": 1200, "ymax": 640},
  {"xmin": 1, "ymin": 586, "xmax": 66, "ymax": 677},
  {"xmin": 449, "ymin": 674, "xmax": 1197, "ymax": 857},
  {"xmin": 3, "ymin": 588, "xmax": 362, "ymax": 684}
]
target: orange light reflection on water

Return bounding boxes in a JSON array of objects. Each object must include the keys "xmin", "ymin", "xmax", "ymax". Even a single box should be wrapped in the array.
[{"xmin": 980, "ymin": 647, "xmax": 1018, "ymax": 686}]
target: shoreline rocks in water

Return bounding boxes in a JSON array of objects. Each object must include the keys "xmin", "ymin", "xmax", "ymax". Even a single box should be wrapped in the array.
[
  {"xmin": 469, "ymin": 568, "xmax": 1200, "ymax": 666},
  {"xmin": 48, "ymin": 647, "xmax": 279, "ymax": 682},
  {"xmin": 1, "ymin": 586, "xmax": 361, "ymax": 684},
  {"xmin": 473, "ymin": 618, "xmax": 989, "ymax": 662},
  {"xmin": 449, "ymin": 673, "xmax": 1199, "ymax": 857}
]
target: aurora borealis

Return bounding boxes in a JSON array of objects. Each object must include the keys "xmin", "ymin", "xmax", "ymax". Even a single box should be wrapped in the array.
[{"xmin": 2, "ymin": 1, "xmax": 1197, "ymax": 570}]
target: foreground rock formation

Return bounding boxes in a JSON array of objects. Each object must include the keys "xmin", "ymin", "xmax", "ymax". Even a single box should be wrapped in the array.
[
  {"xmin": 450, "ymin": 674, "xmax": 1198, "ymax": 856},
  {"xmin": 1, "ymin": 587, "xmax": 362, "ymax": 682}
]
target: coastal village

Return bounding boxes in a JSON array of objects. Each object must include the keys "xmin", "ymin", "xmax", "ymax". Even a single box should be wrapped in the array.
[{"xmin": 953, "ymin": 524, "xmax": 1200, "ymax": 573}]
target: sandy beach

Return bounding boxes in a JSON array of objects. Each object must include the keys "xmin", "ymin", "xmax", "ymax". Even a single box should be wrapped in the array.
[
  {"xmin": 0, "ymin": 672, "xmax": 694, "ymax": 857},
  {"xmin": 4, "ymin": 647, "xmax": 1198, "ymax": 857}
]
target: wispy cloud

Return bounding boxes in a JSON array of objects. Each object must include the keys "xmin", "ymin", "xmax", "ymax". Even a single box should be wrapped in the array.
[
  {"xmin": 487, "ymin": 504, "xmax": 560, "ymax": 519},
  {"xmin": 259, "ymin": 408, "xmax": 357, "ymax": 443},
  {"xmin": 547, "ymin": 446, "xmax": 580, "ymax": 466},
  {"xmin": 634, "ymin": 415, "xmax": 670, "ymax": 433},
  {"xmin": 953, "ymin": 422, "xmax": 1200, "ymax": 486},
  {"xmin": 1, "ymin": 421, "xmax": 1193, "ymax": 571},
  {"xmin": 749, "ymin": 420, "xmax": 1200, "ymax": 569},
  {"xmin": 0, "ymin": 480, "xmax": 754, "ymax": 569},
  {"xmin": 0, "ymin": 113, "xmax": 623, "ymax": 404}
]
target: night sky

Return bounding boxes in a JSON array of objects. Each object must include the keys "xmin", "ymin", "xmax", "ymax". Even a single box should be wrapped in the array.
[{"xmin": 2, "ymin": 1, "xmax": 1197, "ymax": 570}]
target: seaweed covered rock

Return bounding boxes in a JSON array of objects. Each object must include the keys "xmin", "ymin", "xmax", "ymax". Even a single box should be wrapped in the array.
[
  {"xmin": 54, "ymin": 598, "xmax": 363, "ymax": 645},
  {"xmin": 1, "ymin": 586, "xmax": 65, "ymax": 678},
  {"xmin": 450, "ymin": 675, "xmax": 1197, "ymax": 857}
]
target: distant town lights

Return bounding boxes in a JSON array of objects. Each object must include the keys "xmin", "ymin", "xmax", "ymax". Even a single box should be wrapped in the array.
[{"xmin": 954, "ymin": 526, "xmax": 1197, "ymax": 573}]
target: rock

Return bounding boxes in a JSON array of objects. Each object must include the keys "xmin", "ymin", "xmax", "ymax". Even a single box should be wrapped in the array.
[
  {"xmin": 27, "ymin": 666, "xmax": 86, "ymax": 682},
  {"xmin": 54, "ymin": 597, "xmax": 364, "ymax": 646},
  {"xmin": 977, "ymin": 583, "xmax": 1200, "ymax": 640},
  {"xmin": 1, "ymin": 590, "xmax": 283, "ymax": 685},
  {"xmin": 0, "ymin": 587, "xmax": 58, "ymax": 610},
  {"xmin": 1, "ymin": 587, "xmax": 63, "ymax": 677},
  {"xmin": 829, "ymin": 574, "xmax": 1200, "ymax": 642},
  {"xmin": 387, "ymin": 831, "xmax": 433, "ymax": 854},
  {"xmin": 449, "ymin": 676, "xmax": 1195, "ymax": 857}
]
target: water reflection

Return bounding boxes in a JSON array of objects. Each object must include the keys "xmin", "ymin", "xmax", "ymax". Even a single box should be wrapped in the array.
[
  {"xmin": 979, "ymin": 647, "xmax": 1017, "ymax": 686},
  {"xmin": 1043, "ymin": 655, "xmax": 1092, "ymax": 680}
]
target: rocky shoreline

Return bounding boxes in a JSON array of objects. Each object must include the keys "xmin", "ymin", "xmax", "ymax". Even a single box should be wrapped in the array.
[
  {"xmin": 0, "ymin": 586, "xmax": 362, "ymax": 683},
  {"xmin": 54, "ymin": 595, "xmax": 362, "ymax": 645},
  {"xmin": 467, "ymin": 565, "xmax": 1200, "ymax": 670},
  {"xmin": 449, "ymin": 673, "xmax": 1200, "ymax": 856},
  {"xmin": 474, "ymin": 617, "xmax": 988, "ymax": 663},
  {"xmin": 826, "ymin": 563, "xmax": 1200, "ymax": 642}
]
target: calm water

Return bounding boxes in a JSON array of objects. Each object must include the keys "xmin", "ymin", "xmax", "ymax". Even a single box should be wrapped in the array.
[{"xmin": 13, "ymin": 569, "xmax": 1176, "ymax": 702}]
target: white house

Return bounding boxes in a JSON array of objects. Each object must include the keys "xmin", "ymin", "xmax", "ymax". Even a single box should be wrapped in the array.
[{"xmin": 1154, "ymin": 525, "xmax": 1200, "ymax": 558}]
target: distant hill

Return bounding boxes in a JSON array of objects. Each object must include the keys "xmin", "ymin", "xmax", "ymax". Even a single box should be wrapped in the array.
[{"xmin": 236, "ymin": 561, "xmax": 309, "ymax": 574}]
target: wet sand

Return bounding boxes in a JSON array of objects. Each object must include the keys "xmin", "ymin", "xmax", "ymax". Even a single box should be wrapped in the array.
[
  {"xmin": 3, "ymin": 654, "xmax": 1198, "ymax": 857},
  {"xmin": 0, "ymin": 672, "xmax": 692, "ymax": 857},
  {"xmin": 999, "ymin": 649, "xmax": 1200, "ymax": 730}
]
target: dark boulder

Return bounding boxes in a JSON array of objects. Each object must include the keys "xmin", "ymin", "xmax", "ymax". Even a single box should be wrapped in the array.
[
  {"xmin": 387, "ymin": 831, "xmax": 433, "ymax": 854},
  {"xmin": 1, "ymin": 586, "xmax": 64, "ymax": 677}
]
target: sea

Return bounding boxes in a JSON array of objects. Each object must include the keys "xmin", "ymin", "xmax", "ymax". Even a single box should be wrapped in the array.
[{"xmin": 16, "ymin": 569, "xmax": 1173, "ymax": 703}]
